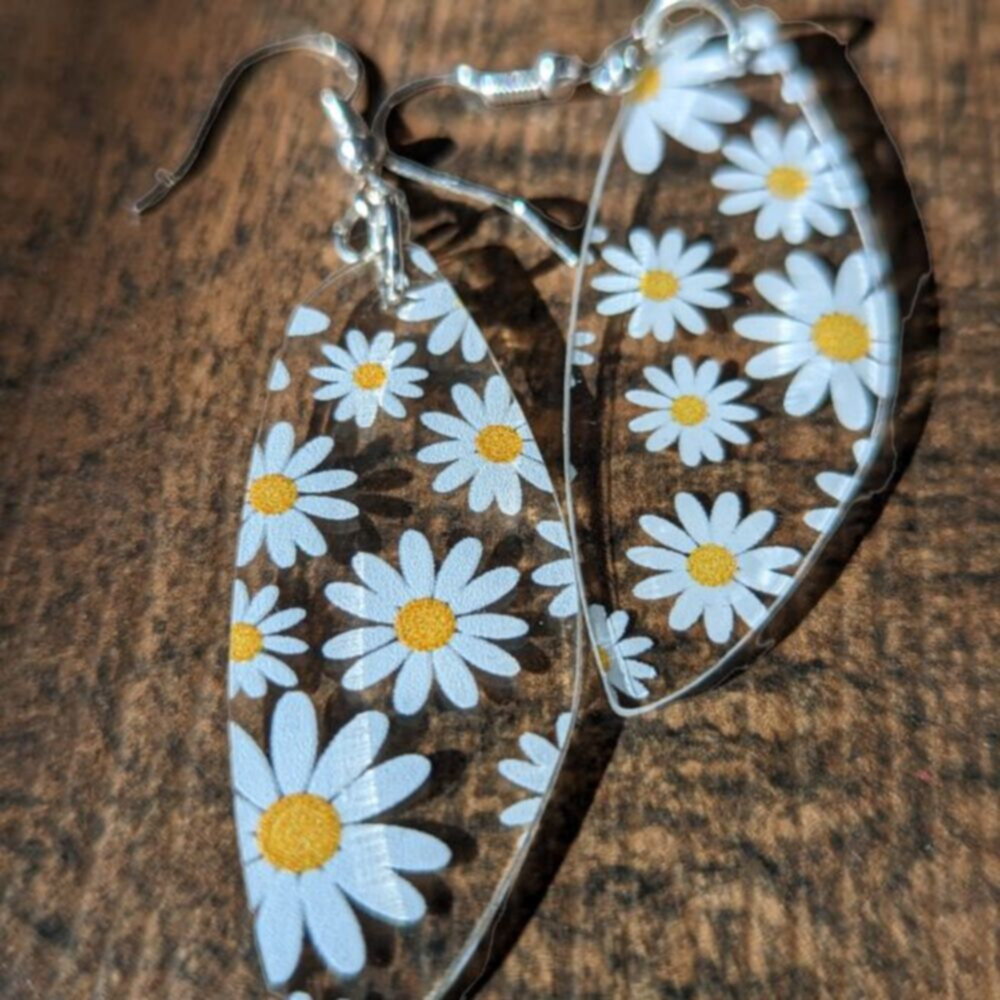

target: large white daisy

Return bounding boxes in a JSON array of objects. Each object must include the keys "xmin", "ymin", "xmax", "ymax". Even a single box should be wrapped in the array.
[
  {"xmin": 626, "ymin": 355, "xmax": 756, "ymax": 466},
  {"xmin": 735, "ymin": 250, "xmax": 896, "ymax": 430},
  {"xmin": 627, "ymin": 492, "xmax": 801, "ymax": 644},
  {"xmin": 323, "ymin": 530, "xmax": 527, "ymax": 714},
  {"xmin": 530, "ymin": 519, "xmax": 579, "ymax": 619},
  {"xmin": 309, "ymin": 329, "xmax": 428, "ymax": 428},
  {"xmin": 592, "ymin": 228, "xmax": 731, "ymax": 342},
  {"xmin": 228, "ymin": 581, "xmax": 306, "ymax": 699},
  {"xmin": 397, "ymin": 246, "xmax": 488, "ymax": 362},
  {"xmin": 498, "ymin": 712, "xmax": 572, "ymax": 827},
  {"xmin": 416, "ymin": 374, "xmax": 552, "ymax": 516},
  {"xmin": 621, "ymin": 20, "xmax": 748, "ymax": 174},
  {"xmin": 804, "ymin": 437, "xmax": 874, "ymax": 532},
  {"xmin": 237, "ymin": 422, "xmax": 358, "ymax": 569},
  {"xmin": 231, "ymin": 693, "xmax": 450, "ymax": 985},
  {"xmin": 712, "ymin": 118, "xmax": 867, "ymax": 244},
  {"xmin": 588, "ymin": 604, "xmax": 657, "ymax": 700}
]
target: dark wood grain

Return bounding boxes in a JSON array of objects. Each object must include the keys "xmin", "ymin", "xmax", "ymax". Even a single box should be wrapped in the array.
[{"xmin": 1, "ymin": 1, "xmax": 997, "ymax": 998}]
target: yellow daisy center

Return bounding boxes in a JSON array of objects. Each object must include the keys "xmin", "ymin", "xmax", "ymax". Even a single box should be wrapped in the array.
[
  {"xmin": 767, "ymin": 165, "xmax": 811, "ymax": 200},
  {"xmin": 811, "ymin": 312, "xmax": 870, "ymax": 362},
  {"xmin": 248, "ymin": 474, "xmax": 298, "ymax": 516},
  {"xmin": 687, "ymin": 544, "xmax": 738, "ymax": 588},
  {"xmin": 353, "ymin": 361, "xmax": 388, "ymax": 390},
  {"xmin": 628, "ymin": 65, "xmax": 661, "ymax": 104},
  {"xmin": 597, "ymin": 646, "xmax": 612, "ymax": 672},
  {"xmin": 395, "ymin": 597, "xmax": 457, "ymax": 652},
  {"xmin": 230, "ymin": 622, "xmax": 264, "ymax": 662},
  {"xmin": 639, "ymin": 269, "xmax": 680, "ymax": 302},
  {"xmin": 670, "ymin": 394, "xmax": 708, "ymax": 426},
  {"xmin": 257, "ymin": 793, "xmax": 341, "ymax": 873},
  {"xmin": 475, "ymin": 424, "xmax": 523, "ymax": 464}
]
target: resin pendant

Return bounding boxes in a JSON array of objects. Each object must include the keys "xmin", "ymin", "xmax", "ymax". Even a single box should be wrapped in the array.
[
  {"xmin": 566, "ymin": 5, "xmax": 931, "ymax": 714},
  {"xmin": 227, "ymin": 246, "xmax": 580, "ymax": 997}
]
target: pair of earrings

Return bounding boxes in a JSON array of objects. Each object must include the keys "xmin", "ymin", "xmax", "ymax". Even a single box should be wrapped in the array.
[{"xmin": 134, "ymin": 1, "xmax": 923, "ymax": 996}]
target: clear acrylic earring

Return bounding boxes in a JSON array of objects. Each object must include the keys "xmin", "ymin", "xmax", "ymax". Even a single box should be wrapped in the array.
[
  {"xmin": 561, "ymin": 0, "xmax": 931, "ymax": 715},
  {"xmin": 132, "ymin": 36, "xmax": 583, "ymax": 999}
]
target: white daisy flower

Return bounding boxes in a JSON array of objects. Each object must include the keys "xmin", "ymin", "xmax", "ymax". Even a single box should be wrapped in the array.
[
  {"xmin": 323, "ymin": 530, "xmax": 527, "ymax": 714},
  {"xmin": 588, "ymin": 604, "xmax": 657, "ymax": 700},
  {"xmin": 592, "ymin": 228, "xmax": 731, "ymax": 342},
  {"xmin": 416, "ymin": 374, "xmax": 553, "ymax": 516},
  {"xmin": 397, "ymin": 246, "xmax": 488, "ymax": 362},
  {"xmin": 530, "ymin": 519, "xmax": 579, "ymax": 619},
  {"xmin": 735, "ymin": 250, "xmax": 897, "ymax": 431},
  {"xmin": 572, "ymin": 330, "xmax": 597, "ymax": 367},
  {"xmin": 627, "ymin": 492, "xmax": 801, "ymax": 645},
  {"xmin": 231, "ymin": 693, "xmax": 450, "ymax": 985},
  {"xmin": 237, "ymin": 422, "xmax": 359, "ymax": 569},
  {"xmin": 309, "ymin": 329, "xmax": 428, "ymax": 429},
  {"xmin": 498, "ymin": 712, "xmax": 572, "ymax": 827},
  {"xmin": 712, "ymin": 118, "xmax": 866, "ymax": 245},
  {"xmin": 804, "ymin": 438, "xmax": 874, "ymax": 532},
  {"xmin": 626, "ymin": 356, "xmax": 757, "ymax": 466},
  {"xmin": 621, "ymin": 20, "xmax": 748, "ymax": 174},
  {"xmin": 228, "ymin": 581, "xmax": 307, "ymax": 699}
]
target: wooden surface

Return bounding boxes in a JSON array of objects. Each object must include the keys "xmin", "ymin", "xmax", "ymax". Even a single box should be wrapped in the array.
[{"xmin": 1, "ymin": 1, "xmax": 997, "ymax": 997}]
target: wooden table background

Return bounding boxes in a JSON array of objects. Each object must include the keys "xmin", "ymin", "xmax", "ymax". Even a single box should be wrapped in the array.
[{"xmin": 1, "ymin": 0, "xmax": 997, "ymax": 997}]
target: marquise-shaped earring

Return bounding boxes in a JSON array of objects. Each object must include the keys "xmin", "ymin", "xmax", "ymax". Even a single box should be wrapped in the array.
[
  {"xmin": 560, "ymin": 0, "xmax": 932, "ymax": 714},
  {"xmin": 131, "ymin": 36, "xmax": 584, "ymax": 999}
]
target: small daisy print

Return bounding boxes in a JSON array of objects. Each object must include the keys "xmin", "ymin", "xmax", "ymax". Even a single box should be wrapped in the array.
[
  {"xmin": 588, "ymin": 604, "xmax": 657, "ymax": 700},
  {"xmin": 310, "ymin": 329, "xmax": 428, "ymax": 428},
  {"xmin": 237, "ymin": 422, "xmax": 358, "ymax": 569},
  {"xmin": 804, "ymin": 438, "xmax": 874, "ymax": 532},
  {"xmin": 531, "ymin": 519, "xmax": 579, "ymax": 619},
  {"xmin": 626, "ymin": 356, "xmax": 756, "ymax": 466},
  {"xmin": 712, "ymin": 118, "xmax": 867, "ymax": 245},
  {"xmin": 592, "ymin": 228, "xmax": 731, "ymax": 342},
  {"xmin": 621, "ymin": 20, "xmax": 748, "ymax": 174},
  {"xmin": 231, "ymin": 694, "xmax": 449, "ymax": 985},
  {"xmin": 627, "ymin": 492, "xmax": 800, "ymax": 644},
  {"xmin": 323, "ymin": 530, "xmax": 527, "ymax": 714},
  {"xmin": 498, "ymin": 712, "xmax": 572, "ymax": 827},
  {"xmin": 735, "ymin": 250, "xmax": 896, "ymax": 430},
  {"xmin": 398, "ymin": 246, "xmax": 488, "ymax": 362},
  {"xmin": 228, "ymin": 581, "xmax": 306, "ymax": 699},
  {"xmin": 416, "ymin": 374, "xmax": 552, "ymax": 516}
]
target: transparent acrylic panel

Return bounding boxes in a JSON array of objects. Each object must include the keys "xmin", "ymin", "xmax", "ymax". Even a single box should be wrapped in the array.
[
  {"xmin": 227, "ymin": 249, "xmax": 580, "ymax": 997},
  {"xmin": 566, "ymin": 8, "xmax": 933, "ymax": 715}
]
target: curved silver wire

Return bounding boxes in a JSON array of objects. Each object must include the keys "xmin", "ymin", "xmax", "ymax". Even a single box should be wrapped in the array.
[
  {"xmin": 130, "ymin": 33, "xmax": 364, "ymax": 215},
  {"xmin": 370, "ymin": 59, "xmax": 595, "ymax": 267},
  {"xmin": 637, "ymin": 0, "xmax": 749, "ymax": 62}
]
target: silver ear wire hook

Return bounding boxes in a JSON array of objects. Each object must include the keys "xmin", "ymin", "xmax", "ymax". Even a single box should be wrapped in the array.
[
  {"xmin": 370, "ymin": 57, "xmax": 594, "ymax": 268},
  {"xmin": 637, "ymin": 0, "xmax": 749, "ymax": 63},
  {"xmin": 130, "ymin": 33, "xmax": 364, "ymax": 215}
]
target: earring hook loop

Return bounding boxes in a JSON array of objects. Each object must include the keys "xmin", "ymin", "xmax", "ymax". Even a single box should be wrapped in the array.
[
  {"xmin": 370, "ymin": 59, "xmax": 592, "ymax": 268},
  {"xmin": 130, "ymin": 33, "xmax": 364, "ymax": 215}
]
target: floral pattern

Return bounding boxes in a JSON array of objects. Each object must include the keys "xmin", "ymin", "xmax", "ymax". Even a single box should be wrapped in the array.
[
  {"xmin": 531, "ymin": 519, "xmax": 579, "ymax": 619},
  {"xmin": 621, "ymin": 20, "xmax": 748, "ymax": 174},
  {"xmin": 588, "ymin": 605, "xmax": 657, "ymax": 700},
  {"xmin": 735, "ymin": 250, "xmax": 896, "ymax": 430},
  {"xmin": 323, "ymin": 530, "xmax": 527, "ymax": 714},
  {"xmin": 228, "ymin": 582, "xmax": 306, "ymax": 699},
  {"xmin": 626, "ymin": 356, "xmax": 756, "ymax": 466},
  {"xmin": 712, "ymin": 118, "xmax": 867, "ymax": 244},
  {"xmin": 237, "ymin": 422, "xmax": 358, "ymax": 569},
  {"xmin": 231, "ymin": 693, "xmax": 450, "ymax": 984},
  {"xmin": 627, "ymin": 493, "xmax": 801, "ymax": 645},
  {"xmin": 417, "ymin": 375, "xmax": 552, "ymax": 515},
  {"xmin": 498, "ymin": 713, "xmax": 572, "ymax": 827},
  {"xmin": 310, "ymin": 328, "xmax": 428, "ymax": 427},
  {"xmin": 592, "ymin": 228, "xmax": 731, "ymax": 342}
]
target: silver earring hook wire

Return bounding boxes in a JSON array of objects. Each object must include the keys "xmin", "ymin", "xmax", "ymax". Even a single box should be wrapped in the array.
[
  {"xmin": 130, "ymin": 33, "xmax": 364, "ymax": 215},
  {"xmin": 370, "ymin": 57, "xmax": 593, "ymax": 268}
]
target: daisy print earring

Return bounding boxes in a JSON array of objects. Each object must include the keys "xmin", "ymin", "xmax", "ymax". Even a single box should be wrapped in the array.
[
  {"xmin": 131, "ymin": 36, "xmax": 582, "ymax": 999},
  {"xmin": 563, "ymin": 0, "xmax": 928, "ymax": 716}
]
